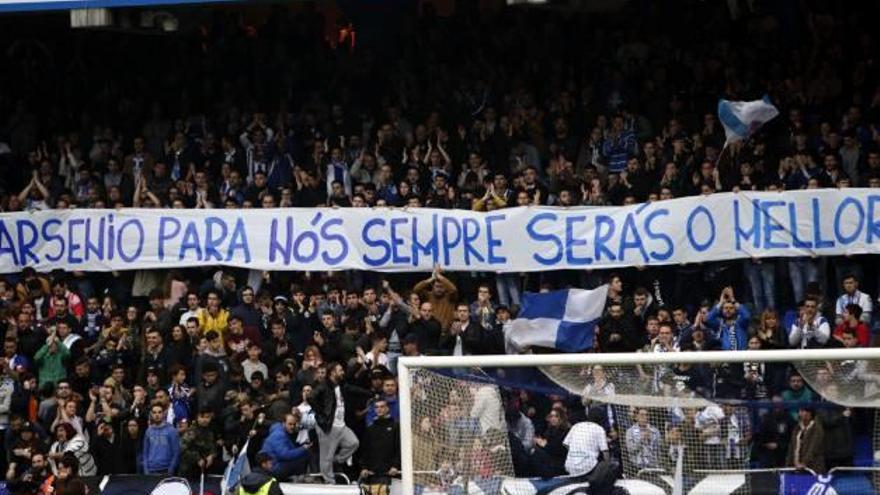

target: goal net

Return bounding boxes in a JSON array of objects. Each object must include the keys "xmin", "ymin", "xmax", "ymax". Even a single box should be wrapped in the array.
[{"xmin": 397, "ymin": 349, "xmax": 880, "ymax": 495}]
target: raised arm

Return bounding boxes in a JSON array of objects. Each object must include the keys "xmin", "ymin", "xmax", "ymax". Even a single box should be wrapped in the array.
[
  {"xmin": 17, "ymin": 175, "xmax": 35, "ymax": 203},
  {"xmin": 434, "ymin": 270, "xmax": 458, "ymax": 300}
]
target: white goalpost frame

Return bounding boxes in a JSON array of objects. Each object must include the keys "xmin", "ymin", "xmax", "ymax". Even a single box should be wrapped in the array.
[{"xmin": 397, "ymin": 347, "xmax": 880, "ymax": 495}]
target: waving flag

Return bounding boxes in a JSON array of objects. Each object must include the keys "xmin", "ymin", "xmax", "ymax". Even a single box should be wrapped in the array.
[
  {"xmin": 221, "ymin": 439, "xmax": 250, "ymax": 495},
  {"xmin": 505, "ymin": 285, "xmax": 608, "ymax": 353},
  {"xmin": 717, "ymin": 96, "xmax": 779, "ymax": 145}
]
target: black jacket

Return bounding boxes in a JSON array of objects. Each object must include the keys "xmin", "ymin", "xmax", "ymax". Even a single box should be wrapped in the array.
[
  {"xmin": 404, "ymin": 318, "xmax": 442, "ymax": 354},
  {"xmin": 447, "ymin": 321, "xmax": 488, "ymax": 355},
  {"xmin": 119, "ymin": 432, "xmax": 143, "ymax": 473},
  {"xmin": 362, "ymin": 416, "xmax": 401, "ymax": 476},
  {"xmin": 818, "ymin": 404, "xmax": 853, "ymax": 463},
  {"xmin": 532, "ymin": 425, "xmax": 568, "ymax": 478},
  {"xmin": 91, "ymin": 435, "xmax": 127, "ymax": 475},
  {"xmin": 310, "ymin": 379, "xmax": 371, "ymax": 433},
  {"xmin": 310, "ymin": 380, "xmax": 340, "ymax": 433},
  {"xmin": 597, "ymin": 315, "xmax": 641, "ymax": 352}
]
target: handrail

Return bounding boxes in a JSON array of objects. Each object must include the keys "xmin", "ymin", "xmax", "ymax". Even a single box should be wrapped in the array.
[
  {"xmin": 828, "ymin": 466, "xmax": 880, "ymax": 474},
  {"xmin": 692, "ymin": 467, "xmax": 816, "ymax": 476}
]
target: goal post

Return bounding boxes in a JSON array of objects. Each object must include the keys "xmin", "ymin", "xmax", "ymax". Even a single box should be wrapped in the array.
[{"xmin": 397, "ymin": 348, "xmax": 880, "ymax": 495}]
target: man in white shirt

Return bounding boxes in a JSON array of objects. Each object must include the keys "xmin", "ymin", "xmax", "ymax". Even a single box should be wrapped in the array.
[
  {"xmin": 470, "ymin": 385, "xmax": 503, "ymax": 435},
  {"xmin": 835, "ymin": 275, "xmax": 872, "ymax": 325},
  {"xmin": 695, "ymin": 404, "xmax": 725, "ymax": 466},
  {"xmin": 624, "ymin": 408, "xmax": 661, "ymax": 470},
  {"xmin": 789, "ymin": 296, "xmax": 831, "ymax": 349},
  {"xmin": 563, "ymin": 409, "xmax": 613, "ymax": 495}
]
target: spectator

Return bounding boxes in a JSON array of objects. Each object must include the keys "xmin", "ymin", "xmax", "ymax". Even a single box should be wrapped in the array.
[
  {"xmin": 705, "ymin": 287, "xmax": 750, "ymax": 351},
  {"xmin": 6, "ymin": 450, "xmax": 48, "ymax": 495},
  {"xmin": 166, "ymin": 364, "xmax": 192, "ymax": 426},
  {"xmin": 91, "ymin": 418, "xmax": 125, "ymax": 475},
  {"xmin": 359, "ymin": 398, "xmax": 400, "ymax": 485},
  {"xmin": 444, "ymin": 303, "xmax": 486, "ymax": 356},
  {"xmin": 532, "ymin": 408, "xmax": 570, "ymax": 478},
  {"xmin": 259, "ymin": 412, "xmax": 309, "ymax": 480},
  {"xmin": 166, "ymin": 325, "xmax": 193, "ymax": 372},
  {"xmin": 178, "ymin": 293, "xmax": 202, "ymax": 326},
  {"xmin": 405, "ymin": 303, "xmax": 442, "ymax": 355},
  {"xmin": 34, "ymin": 335, "xmax": 69, "ymax": 389},
  {"xmin": 237, "ymin": 452, "xmax": 283, "ymax": 495},
  {"xmin": 198, "ymin": 291, "xmax": 230, "ymax": 345},
  {"xmin": 832, "ymin": 304, "xmax": 870, "ymax": 347},
  {"xmin": 142, "ymin": 403, "xmax": 180, "ymax": 475},
  {"xmin": 789, "ymin": 296, "xmax": 831, "ymax": 349},
  {"xmin": 49, "ymin": 454, "xmax": 86, "ymax": 495},
  {"xmin": 119, "ymin": 419, "xmax": 143, "ymax": 474},
  {"xmin": 241, "ymin": 343, "xmax": 268, "ymax": 383},
  {"xmin": 412, "ymin": 266, "xmax": 458, "ymax": 329},
  {"xmin": 597, "ymin": 302, "xmax": 640, "ymax": 353},
  {"xmin": 781, "ymin": 374, "xmax": 816, "ymax": 422},
  {"xmin": 563, "ymin": 409, "xmax": 613, "ymax": 495},
  {"xmin": 141, "ymin": 328, "xmax": 171, "ymax": 383},
  {"xmin": 752, "ymin": 396, "xmax": 794, "ymax": 471},
  {"xmin": 834, "ymin": 275, "xmax": 872, "ymax": 325},
  {"xmin": 48, "ymin": 423, "xmax": 95, "ymax": 477},
  {"xmin": 469, "ymin": 284, "xmax": 497, "ymax": 330},
  {"xmin": 179, "ymin": 409, "xmax": 217, "ymax": 477},
  {"xmin": 311, "ymin": 362, "xmax": 360, "ymax": 483},
  {"xmin": 786, "ymin": 406, "xmax": 825, "ymax": 474},
  {"xmin": 817, "ymin": 400, "xmax": 853, "ymax": 471},
  {"xmin": 755, "ymin": 310, "xmax": 787, "ymax": 350},
  {"xmin": 231, "ymin": 287, "xmax": 261, "ymax": 338},
  {"xmin": 365, "ymin": 376, "xmax": 399, "ymax": 427},
  {"xmin": 49, "ymin": 279, "xmax": 84, "ymax": 321},
  {"xmin": 624, "ymin": 408, "xmax": 661, "ymax": 471},
  {"xmin": 193, "ymin": 360, "xmax": 225, "ymax": 414}
]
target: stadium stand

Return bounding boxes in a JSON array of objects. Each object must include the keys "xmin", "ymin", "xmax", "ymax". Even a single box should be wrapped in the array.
[{"xmin": 1, "ymin": 1, "xmax": 880, "ymax": 494}]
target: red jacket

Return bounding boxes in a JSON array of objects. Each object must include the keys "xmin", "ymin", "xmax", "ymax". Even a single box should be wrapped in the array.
[{"xmin": 832, "ymin": 321, "xmax": 870, "ymax": 347}]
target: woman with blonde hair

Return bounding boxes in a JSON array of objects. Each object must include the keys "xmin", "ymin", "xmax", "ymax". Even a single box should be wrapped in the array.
[
  {"xmin": 755, "ymin": 309, "xmax": 786, "ymax": 350},
  {"xmin": 753, "ymin": 309, "xmax": 789, "ymax": 394}
]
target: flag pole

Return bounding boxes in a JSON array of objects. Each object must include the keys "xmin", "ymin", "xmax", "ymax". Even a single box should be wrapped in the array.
[{"xmin": 715, "ymin": 140, "xmax": 730, "ymax": 167}]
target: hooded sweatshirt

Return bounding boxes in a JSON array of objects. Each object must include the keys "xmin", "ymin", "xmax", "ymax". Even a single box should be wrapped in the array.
[{"xmin": 142, "ymin": 422, "xmax": 180, "ymax": 474}]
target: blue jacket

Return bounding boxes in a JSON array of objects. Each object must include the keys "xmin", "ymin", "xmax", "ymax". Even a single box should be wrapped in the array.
[
  {"xmin": 706, "ymin": 304, "xmax": 751, "ymax": 351},
  {"xmin": 259, "ymin": 423, "xmax": 308, "ymax": 463},
  {"xmin": 142, "ymin": 422, "xmax": 181, "ymax": 474}
]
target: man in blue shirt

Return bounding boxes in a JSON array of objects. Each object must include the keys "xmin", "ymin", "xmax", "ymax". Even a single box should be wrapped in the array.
[
  {"xmin": 706, "ymin": 287, "xmax": 751, "ymax": 351},
  {"xmin": 259, "ymin": 412, "xmax": 310, "ymax": 480}
]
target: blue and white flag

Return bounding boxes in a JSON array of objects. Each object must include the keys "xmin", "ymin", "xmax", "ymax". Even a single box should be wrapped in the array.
[
  {"xmin": 221, "ymin": 439, "xmax": 250, "ymax": 495},
  {"xmin": 505, "ymin": 285, "xmax": 608, "ymax": 353},
  {"xmin": 717, "ymin": 95, "xmax": 779, "ymax": 145}
]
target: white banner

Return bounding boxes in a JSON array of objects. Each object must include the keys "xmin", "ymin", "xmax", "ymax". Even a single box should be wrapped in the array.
[{"xmin": 2, "ymin": 189, "xmax": 879, "ymax": 274}]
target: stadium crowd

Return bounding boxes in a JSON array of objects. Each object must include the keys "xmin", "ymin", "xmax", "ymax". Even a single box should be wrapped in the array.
[{"xmin": 0, "ymin": 0, "xmax": 879, "ymax": 493}]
